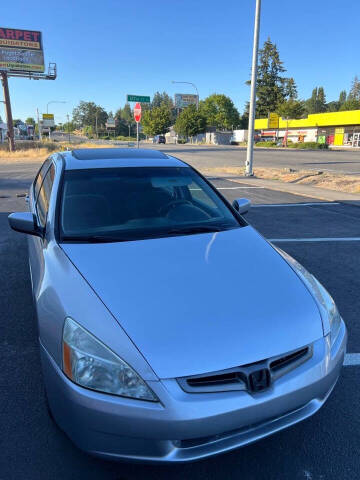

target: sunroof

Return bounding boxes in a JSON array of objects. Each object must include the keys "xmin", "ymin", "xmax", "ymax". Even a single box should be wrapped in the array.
[{"xmin": 71, "ymin": 148, "xmax": 168, "ymax": 160}]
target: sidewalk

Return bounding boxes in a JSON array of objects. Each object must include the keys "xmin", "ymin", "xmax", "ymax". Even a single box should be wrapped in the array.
[{"xmin": 214, "ymin": 174, "xmax": 360, "ymax": 203}]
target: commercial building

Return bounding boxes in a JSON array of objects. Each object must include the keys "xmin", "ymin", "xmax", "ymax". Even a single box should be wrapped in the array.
[{"xmin": 255, "ymin": 110, "xmax": 360, "ymax": 147}]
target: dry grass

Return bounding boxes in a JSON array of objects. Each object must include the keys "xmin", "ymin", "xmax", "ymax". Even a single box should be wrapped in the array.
[
  {"xmin": 200, "ymin": 166, "xmax": 360, "ymax": 195},
  {"xmin": 0, "ymin": 141, "xmax": 121, "ymax": 163}
]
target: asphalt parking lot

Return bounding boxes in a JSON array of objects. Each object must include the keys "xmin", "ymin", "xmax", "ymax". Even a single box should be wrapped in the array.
[{"xmin": 1, "ymin": 168, "xmax": 359, "ymax": 480}]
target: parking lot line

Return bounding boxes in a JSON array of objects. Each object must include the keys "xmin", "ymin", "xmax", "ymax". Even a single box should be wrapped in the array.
[
  {"xmin": 252, "ymin": 202, "xmax": 340, "ymax": 207},
  {"xmin": 216, "ymin": 186, "xmax": 265, "ymax": 190},
  {"xmin": 269, "ymin": 237, "xmax": 360, "ymax": 243},
  {"xmin": 344, "ymin": 354, "xmax": 360, "ymax": 366}
]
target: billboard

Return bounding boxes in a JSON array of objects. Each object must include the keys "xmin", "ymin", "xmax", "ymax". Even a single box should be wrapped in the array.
[
  {"xmin": 42, "ymin": 113, "xmax": 54, "ymax": 127},
  {"xmin": 174, "ymin": 93, "xmax": 198, "ymax": 109},
  {"xmin": 0, "ymin": 28, "xmax": 44, "ymax": 73},
  {"xmin": 106, "ymin": 117, "xmax": 116, "ymax": 129}
]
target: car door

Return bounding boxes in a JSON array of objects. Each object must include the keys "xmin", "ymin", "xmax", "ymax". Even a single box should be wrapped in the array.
[{"xmin": 28, "ymin": 160, "xmax": 56, "ymax": 300}]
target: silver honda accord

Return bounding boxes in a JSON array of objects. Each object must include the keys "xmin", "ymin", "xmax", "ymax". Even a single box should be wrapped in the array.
[{"xmin": 9, "ymin": 148, "xmax": 346, "ymax": 463}]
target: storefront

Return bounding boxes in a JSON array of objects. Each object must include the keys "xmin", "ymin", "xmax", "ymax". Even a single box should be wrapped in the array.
[{"xmin": 255, "ymin": 110, "xmax": 360, "ymax": 147}]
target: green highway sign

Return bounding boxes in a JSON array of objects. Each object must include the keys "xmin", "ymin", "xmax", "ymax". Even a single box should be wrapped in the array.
[{"xmin": 127, "ymin": 94, "xmax": 150, "ymax": 103}]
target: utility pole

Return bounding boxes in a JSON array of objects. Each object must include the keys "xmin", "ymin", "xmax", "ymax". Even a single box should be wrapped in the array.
[
  {"xmin": 36, "ymin": 108, "xmax": 42, "ymax": 141},
  {"xmin": 245, "ymin": 0, "xmax": 261, "ymax": 176},
  {"xmin": 67, "ymin": 114, "xmax": 71, "ymax": 143},
  {"xmin": 95, "ymin": 113, "xmax": 98, "ymax": 139},
  {"xmin": 1, "ymin": 72, "xmax": 15, "ymax": 152}
]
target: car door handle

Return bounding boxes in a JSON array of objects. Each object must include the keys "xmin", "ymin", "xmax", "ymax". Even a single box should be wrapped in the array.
[{"xmin": 25, "ymin": 194, "xmax": 29, "ymax": 204}]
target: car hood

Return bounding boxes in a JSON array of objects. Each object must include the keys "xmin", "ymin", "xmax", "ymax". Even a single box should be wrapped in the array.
[{"xmin": 61, "ymin": 226, "xmax": 323, "ymax": 379}]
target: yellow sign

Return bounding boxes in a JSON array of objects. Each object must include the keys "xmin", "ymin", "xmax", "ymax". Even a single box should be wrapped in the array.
[
  {"xmin": 268, "ymin": 113, "xmax": 279, "ymax": 128},
  {"xmin": 335, "ymin": 127, "xmax": 344, "ymax": 134},
  {"xmin": 42, "ymin": 113, "xmax": 54, "ymax": 119}
]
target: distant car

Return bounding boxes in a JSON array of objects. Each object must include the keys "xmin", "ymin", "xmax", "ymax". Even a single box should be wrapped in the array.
[
  {"xmin": 154, "ymin": 135, "xmax": 166, "ymax": 144},
  {"xmin": 8, "ymin": 148, "xmax": 346, "ymax": 463}
]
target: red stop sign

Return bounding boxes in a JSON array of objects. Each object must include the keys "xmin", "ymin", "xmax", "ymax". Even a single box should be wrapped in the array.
[{"xmin": 134, "ymin": 102, "xmax": 142, "ymax": 123}]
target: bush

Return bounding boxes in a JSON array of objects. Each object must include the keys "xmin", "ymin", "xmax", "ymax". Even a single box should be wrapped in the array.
[
  {"xmin": 115, "ymin": 135, "xmax": 137, "ymax": 141},
  {"xmin": 294, "ymin": 142, "xmax": 328, "ymax": 150},
  {"xmin": 255, "ymin": 141, "xmax": 278, "ymax": 148},
  {"xmin": 177, "ymin": 138, "xmax": 187, "ymax": 144}
]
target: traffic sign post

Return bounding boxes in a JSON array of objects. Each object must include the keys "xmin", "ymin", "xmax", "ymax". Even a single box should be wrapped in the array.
[{"xmin": 134, "ymin": 102, "xmax": 141, "ymax": 148}]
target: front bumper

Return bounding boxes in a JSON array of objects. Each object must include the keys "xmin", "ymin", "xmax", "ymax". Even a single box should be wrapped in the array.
[{"xmin": 40, "ymin": 321, "xmax": 346, "ymax": 463}]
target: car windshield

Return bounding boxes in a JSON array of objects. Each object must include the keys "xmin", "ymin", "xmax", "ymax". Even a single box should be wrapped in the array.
[{"xmin": 59, "ymin": 166, "xmax": 241, "ymax": 242}]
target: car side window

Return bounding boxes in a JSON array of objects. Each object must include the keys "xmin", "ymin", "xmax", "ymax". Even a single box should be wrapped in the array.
[
  {"xmin": 188, "ymin": 180, "xmax": 219, "ymax": 209},
  {"xmin": 36, "ymin": 164, "xmax": 55, "ymax": 229},
  {"xmin": 34, "ymin": 158, "xmax": 51, "ymax": 201}
]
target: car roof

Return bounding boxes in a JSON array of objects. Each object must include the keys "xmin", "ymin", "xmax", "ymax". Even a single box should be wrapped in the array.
[{"xmin": 60, "ymin": 148, "xmax": 187, "ymax": 170}]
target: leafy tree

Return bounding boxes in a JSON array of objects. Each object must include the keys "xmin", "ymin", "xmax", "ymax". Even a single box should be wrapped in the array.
[
  {"xmin": 151, "ymin": 91, "xmax": 176, "ymax": 122},
  {"xmin": 199, "ymin": 94, "xmax": 240, "ymax": 130},
  {"xmin": 276, "ymin": 99, "xmax": 305, "ymax": 119},
  {"xmin": 326, "ymin": 101, "xmax": 339, "ymax": 112},
  {"xmin": 13, "ymin": 118, "xmax": 23, "ymax": 126},
  {"xmin": 305, "ymin": 87, "xmax": 327, "ymax": 114},
  {"xmin": 348, "ymin": 76, "xmax": 360, "ymax": 101},
  {"xmin": 25, "ymin": 117, "xmax": 36, "ymax": 125},
  {"xmin": 339, "ymin": 98, "xmax": 360, "ymax": 111},
  {"xmin": 72, "ymin": 101, "xmax": 108, "ymax": 128},
  {"xmin": 63, "ymin": 121, "xmax": 76, "ymax": 133},
  {"xmin": 142, "ymin": 106, "xmax": 172, "ymax": 136},
  {"xmin": 174, "ymin": 104, "xmax": 206, "ymax": 138}
]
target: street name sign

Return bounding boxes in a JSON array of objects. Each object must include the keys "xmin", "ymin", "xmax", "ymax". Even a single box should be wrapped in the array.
[
  {"xmin": 127, "ymin": 94, "xmax": 150, "ymax": 103},
  {"xmin": 134, "ymin": 102, "xmax": 142, "ymax": 123}
]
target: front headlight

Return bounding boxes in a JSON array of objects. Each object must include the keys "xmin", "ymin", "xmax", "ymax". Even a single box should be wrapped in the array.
[
  {"xmin": 62, "ymin": 317, "xmax": 158, "ymax": 401},
  {"xmin": 275, "ymin": 248, "xmax": 342, "ymax": 347}
]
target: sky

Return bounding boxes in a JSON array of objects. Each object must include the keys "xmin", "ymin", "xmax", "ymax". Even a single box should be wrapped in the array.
[{"xmin": 2, "ymin": 0, "xmax": 359, "ymax": 123}]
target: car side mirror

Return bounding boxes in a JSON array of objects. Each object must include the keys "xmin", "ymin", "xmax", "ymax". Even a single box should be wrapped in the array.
[
  {"xmin": 232, "ymin": 198, "xmax": 251, "ymax": 215},
  {"xmin": 8, "ymin": 212, "xmax": 43, "ymax": 237}
]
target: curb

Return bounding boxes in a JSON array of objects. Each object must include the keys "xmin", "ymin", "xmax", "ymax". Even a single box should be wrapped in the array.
[{"xmin": 208, "ymin": 173, "xmax": 360, "ymax": 204}]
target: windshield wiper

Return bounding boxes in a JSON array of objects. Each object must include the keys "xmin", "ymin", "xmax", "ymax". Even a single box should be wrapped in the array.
[
  {"xmin": 61, "ymin": 235, "xmax": 128, "ymax": 243},
  {"xmin": 167, "ymin": 225, "xmax": 223, "ymax": 235}
]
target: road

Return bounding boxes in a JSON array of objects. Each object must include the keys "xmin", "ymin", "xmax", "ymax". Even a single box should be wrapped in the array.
[
  {"xmin": 140, "ymin": 143, "xmax": 360, "ymax": 175},
  {"xmin": 1, "ymin": 161, "xmax": 360, "ymax": 479}
]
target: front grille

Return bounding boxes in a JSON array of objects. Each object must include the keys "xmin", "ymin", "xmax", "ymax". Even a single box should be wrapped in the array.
[
  {"xmin": 270, "ymin": 347, "xmax": 309, "ymax": 372},
  {"xmin": 177, "ymin": 345, "xmax": 312, "ymax": 394},
  {"xmin": 187, "ymin": 372, "xmax": 246, "ymax": 389}
]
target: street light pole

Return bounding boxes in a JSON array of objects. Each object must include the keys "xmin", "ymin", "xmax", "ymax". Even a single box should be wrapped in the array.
[
  {"xmin": 36, "ymin": 108, "xmax": 42, "ymax": 141},
  {"xmin": 67, "ymin": 114, "xmax": 71, "ymax": 143},
  {"xmin": 245, "ymin": 0, "xmax": 261, "ymax": 177},
  {"xmin": 171, "ymin": 81, "xmax": 199, "ymax": 110},
  {"xmin": 46, "ymin": 100, "xmax": 66, "ymax": 140}
]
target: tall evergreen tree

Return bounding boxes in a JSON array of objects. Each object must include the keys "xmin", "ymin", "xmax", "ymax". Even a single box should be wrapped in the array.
[
  {"xmin": 283, "ymin": 77, "xmax": 298, "ymax": 100},
  {"xmin": 251, "ymin": 38, "xmax": 287, "ymax": 117},
  {"xmin": 305, "ymin": 87, "xmax": 327, "ymax": 114},
  {"xmin": 317, "ymin": 87, "xmax": 327, "ymax": 112},
  {"xmin": 339, "ymin": 90, "xmax": 347, "ymax": 105},
  {"xmin": 348, "ymin": 76, "xmax": 360, "ymax": 100}
]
